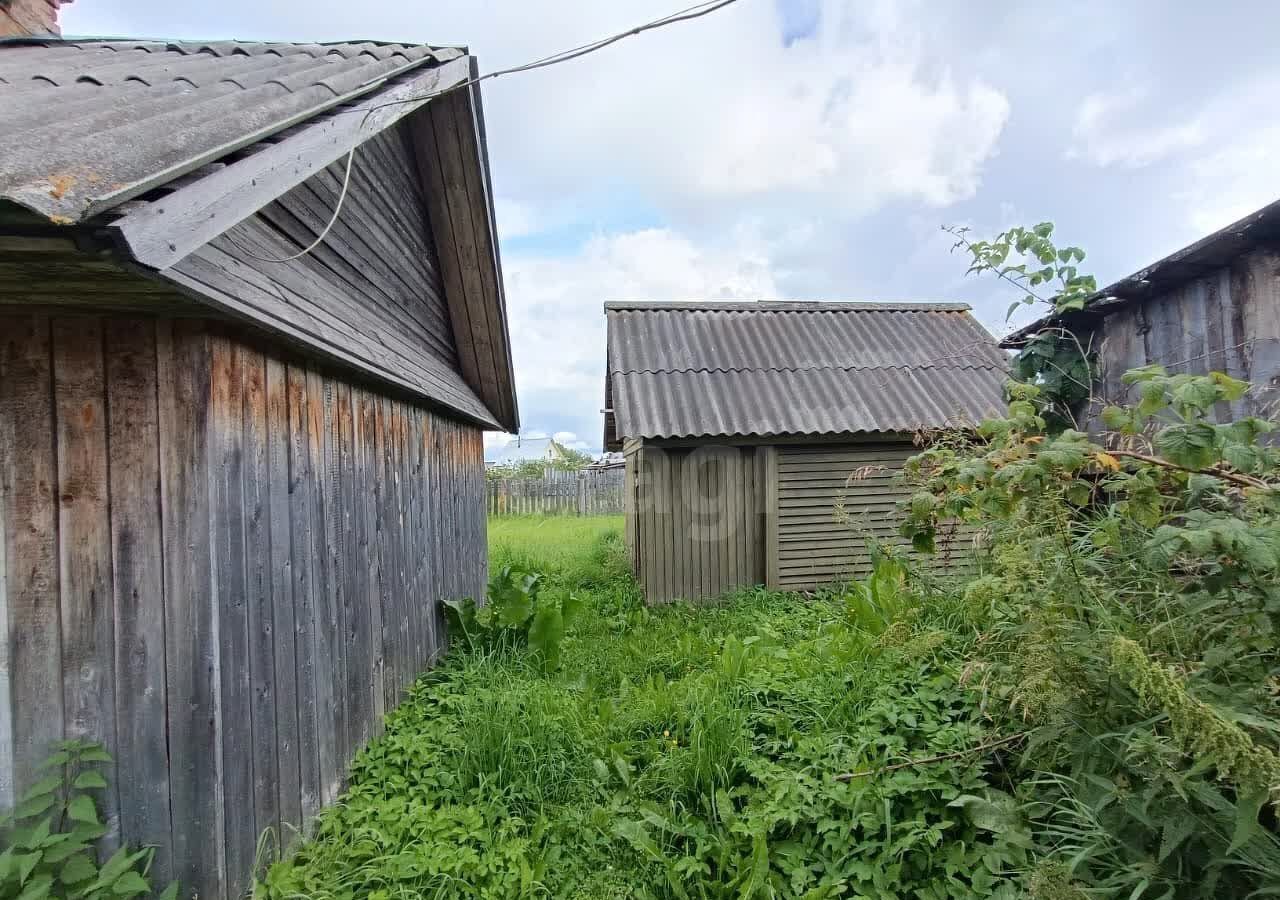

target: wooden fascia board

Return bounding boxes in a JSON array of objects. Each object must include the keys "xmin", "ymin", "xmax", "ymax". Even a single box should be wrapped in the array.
[
  {"xmin": 109, "ymin": 55, "xmax": 472, "ymax": 271},
  {"xmin": 461, "ymin": 58, "xmax": 519, "ymax": 431},
  {"xmin": 409, "ymin": 76, "xmax": 519, "ymax": 433}
]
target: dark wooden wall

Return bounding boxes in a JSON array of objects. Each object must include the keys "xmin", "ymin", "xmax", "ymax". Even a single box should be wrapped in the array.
[
  {"xmin": 0, "ymin": 312, "xmax": 486, "ymax": 900},
  {"xmin": 1083, "ymin": 246, "xmax": 1280, "ymax": 426}
]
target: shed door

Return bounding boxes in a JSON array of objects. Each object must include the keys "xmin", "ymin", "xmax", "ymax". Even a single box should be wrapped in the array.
[{"xmin": 769, "ymin": 443, "xmax": 917, "ymax": 591}]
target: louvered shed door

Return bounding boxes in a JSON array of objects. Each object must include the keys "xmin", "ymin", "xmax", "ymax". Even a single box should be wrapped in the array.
[{"xmin": 771, "ymin": 443, "xmax": 917, "ymax": 591}]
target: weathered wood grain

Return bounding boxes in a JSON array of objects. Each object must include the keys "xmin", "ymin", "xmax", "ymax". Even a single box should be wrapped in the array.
[
  {"xmin": 50, "ymin": 316, "xmax": 120, "ymax": 849},
  {"xmin": 155, "ymin": 320, "xmax": 223, "ymax": 897},
  {"xmin": 0, "ymin": 315, "xmax": 63, "ymax": 793},
  {"xmin": 104, "ymin": 319, "xmax": 169, "ymax": 864},
  {"xmin": 286, "ymin": 364, "xmax": 322, "ymax": 823},
  {"xmin": 242, "ymin": 346, "xmax": 281, "ymax": 850},
  {"xmin": 265, "ymin": 357, "xmax": 302, "ymax": 843},
  {"xmin": 209, "ymin": 334, "xmax": 253, "ymax": 900},
  {"xmin": 0, "ymin": 312, "xmax": 489, "ymax": 899}
]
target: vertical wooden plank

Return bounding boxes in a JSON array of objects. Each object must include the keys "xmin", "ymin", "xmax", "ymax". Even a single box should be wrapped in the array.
[
  {"xmin": 764, "ymin": 447, "xmax": 780, "ymax": 590},
  {"xmin": 337, "ymin": 382, "xmax": 366, "ymax": 755},
  {"xmin": 358, "ymin": 389, "xmax": 384, "ymax": 732},
  {"xmin": 287, "ymin": 365, "xmax": 323, "ymax": 821},
  {"xmin": 399, "ymin": 404, "xmax": 421, "ymax": 679},
  {"xmin": 51, "ymin": 317, "xmax": 119, "ymax": 847},
  {"xmin": 104, "ymin": 319, "xmax": 170, "ymax": 866},
  {"xmin": 318, "ymin": 373, "xmax": 348, "ymax": 797},
  {"xmin": 209, "ymin": 335, "xmax": 252, "ymax": 899},
  {"xmin": 634, "ymin": 449, "xmax": 649, "ymax": 601},
  {"xmin": 0, "ymin": 314, "xmax": 62, "ymax": 800},
  {"xmin": 265, "ymin": 357, "xmax": 302, "ymax": 841},
  {"xmin": 724, "ymin": 449, "xmax": 739, "ymax": 592},
  {"xmin": 156, "ymin": 320, "xmax": 223, "ymax": 898},
  {"xmin": 241, "ymin": 346, "xmax": 280, "ymax": 850}
]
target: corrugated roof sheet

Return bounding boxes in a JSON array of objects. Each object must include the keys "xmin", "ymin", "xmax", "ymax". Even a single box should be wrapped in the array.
[
  {"xmin": 1001, "ymin": 196, "xmax": 1280, "ymax": 347},
  {"xmin": 605, "ymin": 301, "xmax": 1008, "ymax": 447},
  {"xmin": 0, "ymin": 38, "xmax": 462, "ymax": 222}
]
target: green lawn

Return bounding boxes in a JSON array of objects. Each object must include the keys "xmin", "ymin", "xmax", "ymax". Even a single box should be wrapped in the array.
[{"xmin": 256, "ymin": 515, "xmax": 1026, "ymax": 899}]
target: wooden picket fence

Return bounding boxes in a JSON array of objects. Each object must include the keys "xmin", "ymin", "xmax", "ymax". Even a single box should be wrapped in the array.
[{"xmin": 487, "ymin": 466, "xmax": 625, "ymax": 516}]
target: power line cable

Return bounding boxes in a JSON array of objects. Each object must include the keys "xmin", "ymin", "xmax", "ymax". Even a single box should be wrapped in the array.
[{"xmin": 224, "ymin": 0, "xmax": 742, "ymax": 265}]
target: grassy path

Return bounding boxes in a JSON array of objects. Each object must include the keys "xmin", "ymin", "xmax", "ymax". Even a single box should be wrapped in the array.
[{"xmin": 256, "ymin": 517, "xmax": 1018, "ymax": 899}]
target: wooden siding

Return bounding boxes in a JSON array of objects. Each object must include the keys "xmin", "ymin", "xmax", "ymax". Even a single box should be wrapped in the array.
[
  {"xmin": 1084, "ymin": 246, "xmax": 1280, "ymax": 427},
  {"xmin": 0, "ymin": 313, "xmax": 486, "ymax": 900},
  {"xmin": 626, "ymin": 445, "xmax": 765, "ymax": 604},
  {"xmin": 164, "ymin": 119, "xmax": 499, "ymax": 429},
  {"xmin": 769, "ymin": 443, "xmax": 919, "ymax": 591}
]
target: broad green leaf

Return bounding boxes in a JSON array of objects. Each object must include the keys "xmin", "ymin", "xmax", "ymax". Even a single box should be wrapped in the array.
[
  {"xmin": 60, "ymin": 852, "xmax": 97, "ymax": 884},
  {"xmin": 15, "ymin": 872, "xmax": 52, "ymax": 900},
  {"xmin": 72, "ymin": 770, "xmax": 108, "ymax": 791},
  {"xmin": 13, "ymin": 793, "xmax": 56, "ymax": 821},
  {"xmin": 528, "ymin": 603, "xmax": 564, "ymax": 672},
  {"xmin": 66, "ymin": 795, "xmax": 98, "ymax": 825},
  {"xmin": 112, "ymin": 870, "xmax": 151, "ymax": 896},
  {"xmin": 1156, "ymin": 423, "xmax": 1218, "ymax": 470},
  {"xmin": 14, "ymin": 851, "xmax": 42, "ymax": 885}
]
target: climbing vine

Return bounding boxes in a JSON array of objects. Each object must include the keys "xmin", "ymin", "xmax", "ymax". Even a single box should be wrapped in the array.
[{"xmin": 946, "ymin": 222, "xmax": 1097, "ymax": 428}]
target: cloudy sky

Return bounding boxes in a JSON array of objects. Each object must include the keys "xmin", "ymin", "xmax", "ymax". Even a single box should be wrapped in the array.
[{"xmin": 65, "ymin": 1, "xmax": 1280, "ymax": 455}]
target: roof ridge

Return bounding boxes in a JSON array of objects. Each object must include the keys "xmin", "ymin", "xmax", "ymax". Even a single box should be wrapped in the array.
[
  {"xmin": 604, "ymin": 300, "xmax": 971, "ymax": 313},
  {"xmin": 610, "ymin": 362, "xmax": 1007, "ymax": 376}
]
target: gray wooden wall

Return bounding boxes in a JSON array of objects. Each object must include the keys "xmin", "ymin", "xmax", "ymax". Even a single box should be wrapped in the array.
[
  {"xmin": 0, "ymin": 313, "xmax": 486, "ymax": 900},
  {"xmin": 163, "ymin": 118, "xmax": 498, "ymax": 427},
  {"xmin": 627, "ymin": 445, "xmax": 766, "ymax": 604},
  {"xmin": 769, "ymin": 443, "xmax": 924, "ymax": 591},
  {"xmin": 626, "ymin": 439, "xmax": 970, "ymax": 602},
  {"xmin": 1083, "ymin": 246, "xmax": 1280, "ymax": 426}
]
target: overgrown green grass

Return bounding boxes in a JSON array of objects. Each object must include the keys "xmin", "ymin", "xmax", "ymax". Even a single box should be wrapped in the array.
[{"xmin": 256, "ymin": 518, "xmax": 1024, "ymax": 899}]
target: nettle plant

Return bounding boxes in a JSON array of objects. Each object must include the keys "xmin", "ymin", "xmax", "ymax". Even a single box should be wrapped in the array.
[
  {"xmin": 0, "ymin": 740, "xmax": 178, "ymax": 900},
  {"xmin": 445, "ymin": 565, "xmax": 583, "ymax": 672},
  {"xmin": 946, "ymin": 222, "xmax": 1097, "ymax": 428},
  {"xmin": 899, "ymin": 369, "xmax": 1280, "ymax": 897}
]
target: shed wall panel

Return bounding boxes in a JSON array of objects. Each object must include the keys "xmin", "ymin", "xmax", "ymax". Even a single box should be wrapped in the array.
[
  {"xmin": 0, "ymin": 313, "xmax": 487, "ymax": 900},
  {"xmin": 626, "ymin": 444, "xmax": 765, "ymax": 604}
]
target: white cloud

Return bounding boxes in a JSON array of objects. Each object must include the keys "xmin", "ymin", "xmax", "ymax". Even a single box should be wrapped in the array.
[
  {"xmin": 1068, "ymin": 87, "xmax": 1206, "ymax": 168},
  {"xmin": 475, "ymin": 2, "xmax": 1009, "ymax": 221},
  {"xmin": 494, "ymin": 197, "xmax": 538, "ymax": 240},
  {"xmin": 1177, "ymin": 114, "xmax": 1280, "ymax": 233}
]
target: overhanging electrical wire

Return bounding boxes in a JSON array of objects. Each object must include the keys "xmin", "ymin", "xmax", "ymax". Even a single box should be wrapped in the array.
[{"xmin": 224, "ymin": 0, "xmax": 742, "ymax": 265}]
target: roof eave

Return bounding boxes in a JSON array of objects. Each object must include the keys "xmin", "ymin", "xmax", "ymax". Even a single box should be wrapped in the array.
[
  {"xmin": 105, "ymin": 54, "xmax": 471, "ymax": 269},
  {"xmin": 1000, "ymin": 196, "xmax": 1280, "ymax": 348}
]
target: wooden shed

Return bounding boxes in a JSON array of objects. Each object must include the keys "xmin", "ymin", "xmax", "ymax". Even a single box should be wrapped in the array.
[
  {"xmin": 1003, "ymin": 199, "xmax": 1280, "ymax": 427},
  {"xmin": 0, "ymin": 37, "xmax": 516, "ymax": 899},
  {"xmin": 603, "ymin": 301, "xmax": 1007, "ymax": 602}
]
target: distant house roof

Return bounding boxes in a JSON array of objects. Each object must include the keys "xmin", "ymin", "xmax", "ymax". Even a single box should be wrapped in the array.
[
  {"xmin": 603, "ymin": 300, "xmax": 1008, "ymax": 449},
  {"xmin": 1001, "ymin": 197, "xmax": 1280, "ymax": 348},
  {"xmin": 486, "ymin": 437, "xmax": 569, "ymax": 466},
  {"xmin": 0, "ymin": 36, "xmax": 519, "ymax": 431}
]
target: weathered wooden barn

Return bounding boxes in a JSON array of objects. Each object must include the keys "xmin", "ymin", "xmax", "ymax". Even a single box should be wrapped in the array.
[
  {"xmin": 1003, "ymin": 199, "xmax": 1280, "ymax": 426},
  {"xmin": 603, "ymin": 301, "xmax": 1007, "ymax": 602},
  {"xmin": 0, "ymin": 36, "xmax": 516, "ymax": 899}
]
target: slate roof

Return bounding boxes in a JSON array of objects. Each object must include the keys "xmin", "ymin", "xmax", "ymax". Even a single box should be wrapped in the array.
[
  {"xmin": 604, "ymin": 301, "xmax": 1009, "ymax": 448},
  {"xmin": 0, "ymin": 38, "xmax": 462, "ymax": 222},
  {"xmin": 1001, "ymin": 196, "xmax": 1280, "ymax": 347}
]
